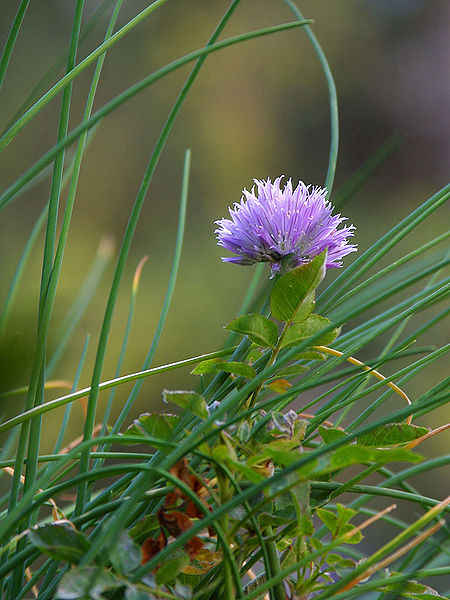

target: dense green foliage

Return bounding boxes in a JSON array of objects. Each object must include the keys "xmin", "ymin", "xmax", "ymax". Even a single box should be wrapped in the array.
[{"xmin": 0, "ymin": 1, "xmax": 448, "ymax": 599}]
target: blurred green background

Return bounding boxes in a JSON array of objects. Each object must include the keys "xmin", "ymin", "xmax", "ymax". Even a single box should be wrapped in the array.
[{"xmin": 0, "ymin": 0, "xmax": 448, "ymax": 498}]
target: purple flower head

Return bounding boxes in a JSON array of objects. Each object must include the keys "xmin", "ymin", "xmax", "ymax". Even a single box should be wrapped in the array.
[{"xmin": 215, "ymin": 176, "xmax": 357, "ymax": 277}]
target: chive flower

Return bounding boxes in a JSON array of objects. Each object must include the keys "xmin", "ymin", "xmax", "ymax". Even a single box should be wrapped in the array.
[{"xmin": 215, "ymin": 177, "xmax": 357, "ymax": 276}]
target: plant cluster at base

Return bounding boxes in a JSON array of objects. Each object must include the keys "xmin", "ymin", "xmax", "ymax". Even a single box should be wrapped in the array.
[{"xmin": 22, "ymin": 250, "xmax": 446, "ymax": 600}]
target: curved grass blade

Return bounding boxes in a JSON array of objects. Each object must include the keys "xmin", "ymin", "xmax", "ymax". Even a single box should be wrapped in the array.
[
  {"xmin": 24, "ymin": 0, "xmax": 123, "ymax": 530},
  {"xmin": 0, "ymin": 347, "xmax": 236, "ymax": 436},
  {"xmin": 284, "ymin": 0, "xmax": 338, "ymax": 193}
]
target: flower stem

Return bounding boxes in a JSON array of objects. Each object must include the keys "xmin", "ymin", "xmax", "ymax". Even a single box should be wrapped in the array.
[{"xmin": 223, "ymin": 555, "xmax": 235, "ymax": 600}]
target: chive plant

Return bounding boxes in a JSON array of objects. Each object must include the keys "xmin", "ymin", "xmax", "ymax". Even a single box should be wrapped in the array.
[{"xmin": 0, "ymin": 2, "xmax": 448, "ymax": 599}]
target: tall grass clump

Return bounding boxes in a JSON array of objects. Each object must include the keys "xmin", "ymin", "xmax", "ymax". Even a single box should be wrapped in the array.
[{"xmin": 0, "ymin": 2, "xmax": 448, "ymax": 599}]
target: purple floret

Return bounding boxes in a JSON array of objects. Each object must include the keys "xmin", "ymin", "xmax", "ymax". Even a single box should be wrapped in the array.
[{"xmin": 215, "ymin": 176, "xmax": 357, "ymax": 277}]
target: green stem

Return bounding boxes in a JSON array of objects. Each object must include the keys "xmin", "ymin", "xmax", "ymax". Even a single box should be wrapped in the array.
[
  {"xmin": 265, "ymin": 525, "xmax": 285, "ymax": 600},
  {"xmin": 46, "ymin": 236, "xmax": 113, "ymax": 376},
  {"xmin": 249, "ymin": 320, "xmax": 287, "ymax": 407},
  {"xmin": 23, "ymin": 0, "xmax": 85, "ymax": 502},
  {"xmin": 0, "ymin": 204, "xmax": 47, "ymax": 336},
  {"xmin": 224, "ymin": 557, "xmax": 236, "ymax": 600}
]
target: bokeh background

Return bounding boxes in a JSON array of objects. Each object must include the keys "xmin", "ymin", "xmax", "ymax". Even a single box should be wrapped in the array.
[{"xmin": 0, "ymin": 0, "xmax": 448, "ymax": 512}]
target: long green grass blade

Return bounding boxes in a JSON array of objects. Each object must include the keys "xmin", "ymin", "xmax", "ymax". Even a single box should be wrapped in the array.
[
  {"xmin": 7, "ymin": 6, "xmax": 86, "ymax": 593},
  {"xmin": 46, "ymin": 237, "xmax": 114, "ymax": 376},
  {"xmin": 6, "ymin": 0, "xmax": 84, "ymax": 525},
  {"xmin": 52, "ymin": 334, "xmax": 90, "ymax": 455},
  {"xmin": 0, "ymin": 0, "xmax": 30, "ymax": 89},
  {"xmin": 112, "ymin": 151, "xmax": 190, "ymax": 435},
  {"xmin": 99, "ymin": 256, "xmax": 147, "ymax": 437},
  {"xmin": 0, "ymin": 347, "xmax": 236, "ymax": 436},
  {"xmin": 0, "ymin": 204, "xmax": 46, "ymax": 336}
]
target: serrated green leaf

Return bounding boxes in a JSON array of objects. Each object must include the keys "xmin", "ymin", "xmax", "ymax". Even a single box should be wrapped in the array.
[
  {"xmin": 326, "ymin": 553, "xmax": 355, "ymax": 569},
  {"xmin": 247, "ymin": 438, "xmax": 300, "ymax": 466},
  {"xmin": 254, "ymin": 447, "xmax": 318, "ymax": 478},
  {"xmin": 319, "ymin": 426, "xmax": 347, "ymax": 444},
  {"xmin": 155, "ymin": 550, "xmax": 190, "ymax": 585},
  {"xmin": 270, "ymin": 251, "xmax": 327, "ymax": 321},
  {"xmin": 227, "ymin": 459, "xmax": 265, "ymax": 483},
  {"xmin": 293, "ymin": 291, "xmax": 316, "ymax": 323},
  {"xmin": 357, "ymin": 423, "xmax": 429, "ymax": 447},
  {"xmin": 225, "ymin": 313, "xmax": 278, "ymax": 347},
  {"xmin": 190, "ymin": 358, "xmax": 222, "ymax": 374},
  {"xmin": 266, "ymin": 378, "xmax": 292, "ymax": 393},
  {"xmin": 220, "ymin": 361, "xmax": 256, "ymax": 378},
  {"xmin": 298, "ymin": 510, "xmax": 314, "ymax": 536},
  {"xmin": 281, "ymin": 314, "xmax": 340, "ymax": 349},
  {"xmin": 341, "ymin": 523, "xmax": 363, "ymax": 544},
  {"xmin": 336, "ymin": 503, "xmax": 357, "ymax": 526},
  {"xmin": 314, "ymin": 445, "xmax": 422, "ymax": 476},
  {"xmin": 28, "ymin": 523, "xmax": 90, "ymax": 565},
  {"xmin": 127, "ymin": 412, "xmax": 179, "ymax": 442},
  {"xmin": 273, "ymin": 363, "xmax": 309, "ymax": 378},
  {"xmin": 309, "ymin": 537, "xmax": 325, "ymax": 552},
  {"xmin": 57, "ymin": 566, "xmax": 122, "ymax": 599},
  {"xmin": 191, "ymin": 359, "xmax": 256, "ymax": 378},
  {"xmin": 212, "ymin": 444, "xmax": 237, "ymax": 463},
  {"xmin": 289, "ymin": 349, "xmax": 327, "ymax": 361},
  {"xmin": 379, "ymin": 575, "xmax": 448, "ymax": 599},
  {"xmin": 316, "ymin": 508, "xmax": 338, "ymax": 534},
  {"xmin": 163, "ymin": 390, "xmax": 208, "ymax": 419}
]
